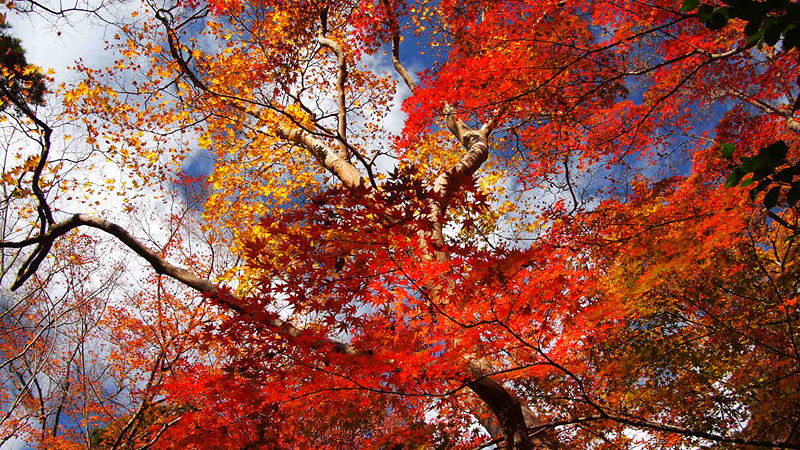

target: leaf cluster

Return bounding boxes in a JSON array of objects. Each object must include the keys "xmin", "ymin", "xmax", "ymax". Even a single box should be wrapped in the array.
[
  {"xmin": 724, "ymin": 140, "xmax": 800, "ymax": 209},
  {"xmin": 682, "ymin": 0, "xmax": 800, "ymax": 50},
  {"xmin": 0, "ymin": 20, "xmax": 45, "ymax": 111}
]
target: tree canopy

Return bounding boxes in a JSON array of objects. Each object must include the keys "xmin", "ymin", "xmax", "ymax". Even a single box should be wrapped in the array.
[{"xmin": 1, "ymin": 0, "xmax": 799, "ymax": 449}]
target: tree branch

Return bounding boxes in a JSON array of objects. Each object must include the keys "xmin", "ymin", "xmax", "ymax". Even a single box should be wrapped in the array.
[
  {"xmin": 423, "ymin": 103, "xmax": 491, "ymax": 262},
  {"xmin": 317, "ymin": 34, "xmax": 350, "ymax": 160},
  {"xmin": 155, "ymin": 11, "xmax": 368, "ymax": 194},
  {"xmin": 603, "ymin": 411, "xmax": 800, "ymax": 449},
  {"xmin": 0, "ymin": 83, "xmax": 55, "ymax": 231},
  {"xmin": 726, "ymin": 88, "xmax": 800, "ymax": 134},
  {"xmin": 382, "ymin": 0, "xmax": 416, "ymax": 92},
  {"xmin": 275, "ymin": 126, "xmax": 365, "ymax": 192},
  {"xmin": 475, "ymin": 412, "xmax": 800, "ymax": 449},
  {"xmin": 1, "ymin": 213, "xmax": 358, "ymax": 354}
]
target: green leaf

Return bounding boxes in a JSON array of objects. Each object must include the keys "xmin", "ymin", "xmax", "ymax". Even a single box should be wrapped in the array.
[
  {"xmin": 698, "ymin": 3, "xmax": 714, "ymax": 21},
  {"xmin": 786, "ymin": 164, "xmax": 800, "ymax": 177},
  {"xmin": 720, "ymin": 0, "xmax": 747, "ymax": 10},
  {"xmin": 740, "ymin": 177, "xmax": 755, "ymax": 187},
  {"xmin": 774, "ymin": 169, "xmax": 794, "ymax": 183},
  {"xmin": 787, "ymin": 1, "xmax": 800, "ymax": 18},
  {"xmin": 720, "ymin": 143, "xmax": 735, "ymax": 159},
  {"xmin": 762, "ymin": 0, "xmax": 782, "ymax": 12},
  {"xmin": 745, "ymin": 153, "xmax": 778, "ymax": 173},
  {"xmin": 788, "ymin": 186, "xmax": 800, "ymax": 206},
  {"xmin": 756, "ymin": 178, "xmax": 773, "ymax": 193},
  {"xmin": 784, "ymin": 25, "xmax": 800, "ymax": 51},
  {"xmin": 715, "ymin": 6, "xmax": 732, "ymax": 18},
  {"xmin": 682, "ymin": 0, "xmax": 699, "ymax": 12},
  {"xmin": 752, "ymin": 168, "xmax": 774, "ymax": 181},
  {"xmin": 739, "ymin": 155, "xmax": 754, "ymax": 172},
  {"xmin": 748, "ymin": 28, "xmax": 766, "ymax": 45},
  {"xmin": 705, "ymin": 7, "xmax": 731, "ymax": 28},
  {"xmin": 764, "ymin": 22, "xmax": 784, "ymax": 46},
  {"xmin": 764, "ymin": 140, "xmax": 789, "ymax": 161},
  {"xmin": 726, "ymin": 168, "xmax": 745, "ymax": 187},
  {"xmin": 764, "ymin": 186, "xmax": 781, "ymax": 209},
  {"xmin": 744, "ymin": 18, "xmax": 763, "ymax": 36}
]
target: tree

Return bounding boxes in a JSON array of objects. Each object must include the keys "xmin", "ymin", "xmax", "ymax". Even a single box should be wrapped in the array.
[
  {"xmin": 0, "ymin": 32, "xmax": 221, "ymax": 445},
  {"xmin": 1, "ymin": 0, "xmax": 800, "ymax": 448},
  {"xmin": 0, "ymin": 16, "xmax": 45, "ymax": 112}
]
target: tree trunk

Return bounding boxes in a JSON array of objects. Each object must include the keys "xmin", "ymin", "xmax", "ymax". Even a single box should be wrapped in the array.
[{"xmin": 468, "ymin": 360, "xmax": 558, "ymax": 449}]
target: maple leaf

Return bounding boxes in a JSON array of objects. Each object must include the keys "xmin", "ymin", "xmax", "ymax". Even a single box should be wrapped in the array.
[{"xmin": 3, "ymin": 1, "xmax": 800, "ymax": 449}]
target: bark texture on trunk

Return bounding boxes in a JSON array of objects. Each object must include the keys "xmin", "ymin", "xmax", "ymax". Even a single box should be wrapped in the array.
[{"xmin": 468, "ymin": 360, "xmax": 558, "ymax": 449}]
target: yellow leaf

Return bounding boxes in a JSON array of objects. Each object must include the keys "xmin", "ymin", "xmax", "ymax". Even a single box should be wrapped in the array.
[{"xmin": 198, "ymin": 133, "xmax": 212, "ymax": 149}]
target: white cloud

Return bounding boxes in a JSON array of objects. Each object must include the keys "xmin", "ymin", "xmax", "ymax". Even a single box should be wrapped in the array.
[{"xmin": 7, "ymin": 9, "xmax": 122, "ymax": 84}]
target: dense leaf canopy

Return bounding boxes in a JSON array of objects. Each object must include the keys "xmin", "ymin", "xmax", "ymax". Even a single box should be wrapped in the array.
[{"xmin": 1, "ymin": 0, "xmax": 799, "ymax": 449}]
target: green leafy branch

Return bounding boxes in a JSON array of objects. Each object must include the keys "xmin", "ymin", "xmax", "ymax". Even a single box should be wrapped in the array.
[
  {"xmin": 682, "ymin": 0, "xmax": 800, "ymax": 51},
  {"xmin": 723, "ymin": 140, "xmax": 800, "ymax": 210}
]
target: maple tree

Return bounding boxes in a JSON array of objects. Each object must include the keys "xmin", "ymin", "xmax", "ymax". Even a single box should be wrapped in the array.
[{"xmin": 1, "ymin": 0, "xmax": 800, "ymax": 448}]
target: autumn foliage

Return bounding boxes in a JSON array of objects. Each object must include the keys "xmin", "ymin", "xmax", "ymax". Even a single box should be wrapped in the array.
[{"xmin": 1, "ymin": 0, "xmax": 800, "ymax": 448}]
